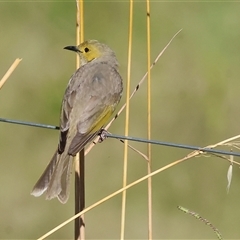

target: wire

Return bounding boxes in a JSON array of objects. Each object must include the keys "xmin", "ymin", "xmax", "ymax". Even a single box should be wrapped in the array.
[
  {"xmin": 0, "ymin": 117, "xmax": 240, "ymax": 158},
  {"xmin": 0, "ymin": 117, "xmax": 59, "ymax": 130},
  {"xmin": 104, "ymin": 133, "xmax": 240, "ymax": 157}
]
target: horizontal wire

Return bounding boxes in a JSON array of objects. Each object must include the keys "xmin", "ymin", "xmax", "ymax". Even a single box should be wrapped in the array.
[
  {"xmin": 0, "ymin": 117, "xmax": 59, "ymax": 130},
  {"xmin": 0, "ymin": 117, "xmax": 240, "ymax": 158},
  {"xmin": 105, "ymin": 133, "xmax": 240, "ymax": 158}
]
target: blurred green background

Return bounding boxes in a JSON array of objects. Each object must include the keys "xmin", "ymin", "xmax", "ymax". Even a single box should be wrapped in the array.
[{"xmin": 1, "ymin": 1, "xmax": 240, "ymax": 239}]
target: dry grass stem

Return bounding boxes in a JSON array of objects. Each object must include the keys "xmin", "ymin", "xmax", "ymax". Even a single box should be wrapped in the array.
[
  {"xmin": 0, "ymin": 58, "xmax": 22, "ymax": 90},
  {"xmin": 123, "ymin": 141, "xmax": 149, "ymax": 161},
  {"xmin": 121, "ymin": 0, "xmax": 134, "ymax": 238},
  {"xmin": 146, "ymin": 1, "xmax": 152, "ymax": 238},
  {"xmin": 75, "ymin": 1, "xmax": 85, "ymax": 239}
]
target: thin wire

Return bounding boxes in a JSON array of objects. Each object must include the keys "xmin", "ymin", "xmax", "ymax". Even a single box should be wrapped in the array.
[
  {"xmin": 105, "ymin": 133, "xmax": 240, "ymax": 157},
  {"xmin": 1, "ymin": 117, "xmax": 240, "ymax": 158},
  {"xmin": 0, "ymin": 118, "xmax": 59, "ymax": 130}
]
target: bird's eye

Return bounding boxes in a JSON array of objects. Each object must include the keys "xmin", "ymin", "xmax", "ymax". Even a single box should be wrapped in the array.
[{"xmin": 84, "ymin": 47, "xmax": 89, "ymax": 53}]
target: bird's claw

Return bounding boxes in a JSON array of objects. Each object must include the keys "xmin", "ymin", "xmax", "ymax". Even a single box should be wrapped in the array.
[{"xmin": 98, "ymin": 129, "xmax": 108, "ymax": 143}]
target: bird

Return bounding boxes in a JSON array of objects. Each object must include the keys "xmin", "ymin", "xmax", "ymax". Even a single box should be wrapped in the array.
[{"xmin": 31, "ymin": 40, "xmax": 123, "ymax": 204}]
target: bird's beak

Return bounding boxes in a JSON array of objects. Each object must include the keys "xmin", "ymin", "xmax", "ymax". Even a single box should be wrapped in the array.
[{"xmin": 64, "ymin": 46, "xmax": 81, "ymax": 52}]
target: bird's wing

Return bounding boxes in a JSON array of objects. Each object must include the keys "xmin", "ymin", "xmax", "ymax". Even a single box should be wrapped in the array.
[
  {"xmin": 68, "ymin": 105, "xmax": 114, "ymax": 155},
  {"xmin": 70, "ymin": 62, "xmax": 122, "ymax": 155},
  {"xmin": 57, "ymin": 67, "xmax": 85, "ymax": 153},
  {"xmin": 58, "ymin": 84, "xmax": 76, "ymax": 153},
  {"xmin": 58, "ymin": 61, "xmax": 122, "ymax": 155}
]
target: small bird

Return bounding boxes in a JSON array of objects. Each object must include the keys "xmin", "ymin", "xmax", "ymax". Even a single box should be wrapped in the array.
[{"xmin": 31, "ymin": 40, "xmax": 123, "ymax": 203}]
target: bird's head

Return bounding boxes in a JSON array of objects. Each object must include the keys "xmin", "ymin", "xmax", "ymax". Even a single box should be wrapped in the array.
[{"xmin": 64, "ymin": 40, "xmax": 118, "ymax": 67}]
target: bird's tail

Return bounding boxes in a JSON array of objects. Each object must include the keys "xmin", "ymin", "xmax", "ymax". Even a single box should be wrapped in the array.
[
  {"xmin": 31, "ymin": 150, "xmax": 58, "ymax": 197},
  {"xmin": 31, "ymin": 150, "xmax": 74, "ymax": 204}
]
